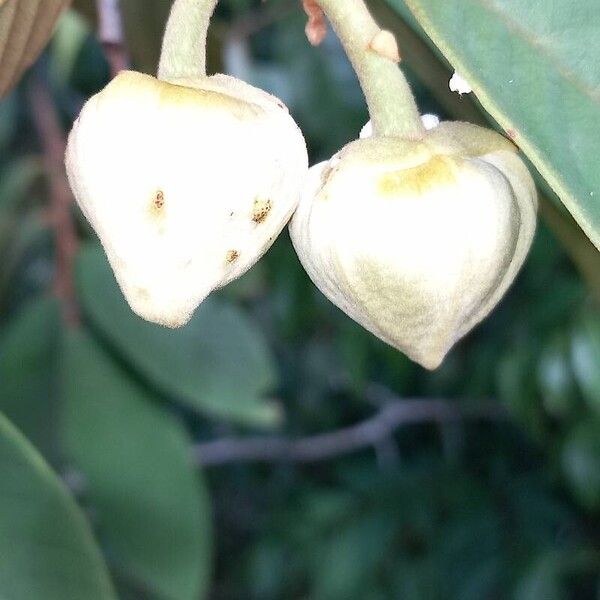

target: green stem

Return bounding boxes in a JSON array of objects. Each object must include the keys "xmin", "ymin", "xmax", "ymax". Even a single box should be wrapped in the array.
[
  {"xmin": 317, "ymin": 0, "xmax": 424, "ymax": 139},
  {"xmin": 158, "ymin": 0, "xmax": 219, "ymax": 80}
]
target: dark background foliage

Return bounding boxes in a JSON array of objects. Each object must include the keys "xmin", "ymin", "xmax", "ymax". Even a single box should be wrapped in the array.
[{"xmin": 0, "ymin": 0, "xmax": 599, "ymax": 598}]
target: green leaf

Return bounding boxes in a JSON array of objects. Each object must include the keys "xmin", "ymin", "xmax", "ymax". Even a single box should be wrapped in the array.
[
  {"xmin": 570, "ymin": 313, "xmax": 600, "ymax": 415},
  {"xmin": 0, "ymin": 296, "xmax": 61, "ymax": 457},
  {"xmin": 561, "ymin": 419, "xmax": 600, "ymax": 510},
  {"xmin": 0, "ymin": 410, "xmax": 116, "ymax": 599},
  {"xmin": 76, "ymin": 244, "xmax": 280, "ymax": 427},
  {"xmin": 62, "ymin": 329, "xmax": 213, "ymax": 600},
  {"xmin": 392, "ymin": 0, "xmax": 600, "ymax": 250}
]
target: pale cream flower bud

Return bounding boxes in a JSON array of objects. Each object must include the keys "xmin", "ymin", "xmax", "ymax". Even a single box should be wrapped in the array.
[
  {"xmin": 66, "ymin": 70, "xmax": 308, "ymax": 327},
  {"xmin": 290, "ymin": 121, "xmax": 537, "ymax": 369}
]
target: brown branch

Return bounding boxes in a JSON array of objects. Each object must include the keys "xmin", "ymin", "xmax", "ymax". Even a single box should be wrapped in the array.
[
  {"xmin": 192, "ymin": 398, "xmax": 507, "ymax": 466},
  {"xmin": 28, "ymin": 79, "xmax": 80, "ymax": 326},
  {"xmin": 95, "ymin": 0, "xmax": 129, "ymax": 76}
]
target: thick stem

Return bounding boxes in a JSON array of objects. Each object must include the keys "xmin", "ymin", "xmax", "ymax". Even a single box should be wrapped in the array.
[
  {"xmin": 158, "ymin": 0, "xmax": 219, "ymax": 80},
  {"xmin": 317, "ymin": 0, "xmax": 424, "ymax": 139}
]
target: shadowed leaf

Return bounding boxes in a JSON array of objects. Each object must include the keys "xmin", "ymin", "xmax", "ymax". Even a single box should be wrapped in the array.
[
  {"xmin": 63, "ymin": 329, "xmax": 213, "ymax": 600},
  {"xmin": 0, "ymin": 410, "xmax": 116, "ymax": 599},
  {"xmin": 76, "ymin": 244, "xmax": 280, "ymax": 426}
]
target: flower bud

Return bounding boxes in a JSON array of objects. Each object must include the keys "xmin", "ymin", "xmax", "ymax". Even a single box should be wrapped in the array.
[
  {"xmin": 66, "ymin": 70, "xmax": 308, "ymax": 327},
  {"xmin": 290, "ymin": 121, "xmax": 536, "ymax": 369}
]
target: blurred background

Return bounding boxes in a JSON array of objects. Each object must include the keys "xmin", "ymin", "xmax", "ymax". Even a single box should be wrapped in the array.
[{"xmin": 0, "ymin": 0, "xmax": 599, "ymax": 598}]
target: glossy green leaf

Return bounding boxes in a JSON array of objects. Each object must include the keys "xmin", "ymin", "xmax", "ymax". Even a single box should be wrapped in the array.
[
  {"xmin": 76, "ymin": 244, "xmax": 280, "ymax": 426},
  {"xmin": 62, "ymin": 329, "xmax": 212, "ymax": 600},
  {"xmin": 0, "ymin": 411, "xmax": 116, "ymax": 599},
  {"xmin": 0, "ymin": 296, "xmax": 60, "ymax": 457},
  {"xmin": 391, "ymin": 0, "xmax": 600, "ymax": 250}
]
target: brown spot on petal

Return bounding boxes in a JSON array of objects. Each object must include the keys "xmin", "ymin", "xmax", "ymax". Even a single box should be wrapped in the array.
[
  {"xmin": 149, "ymin": 190, "xmax": 166, "ymax": 219},
  {"xmin": 226, "ymin": 250, "xmax": 240, "ymax": 263},
  {"xmin": 377, "ymin": 155, "xmax": 456, "ymax": 196},
  {"xmin": 252, "ymin": 198, "xmax": 272, "ymax": 223}
]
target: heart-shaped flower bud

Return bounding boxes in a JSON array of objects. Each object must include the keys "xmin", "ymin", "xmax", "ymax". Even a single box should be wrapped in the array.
[
  {"xmin": 66, "ymin": 70, "xmax": 307, "ymax": 327},
  {"xmin": 290, "ymin": 121, "xmax": 537, "ymax": 369}
]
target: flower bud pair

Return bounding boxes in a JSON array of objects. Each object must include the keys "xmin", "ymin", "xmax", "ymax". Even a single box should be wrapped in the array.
[{"xmin": 66, "ymin": 2, "xmax": 537, "ymax": 369}]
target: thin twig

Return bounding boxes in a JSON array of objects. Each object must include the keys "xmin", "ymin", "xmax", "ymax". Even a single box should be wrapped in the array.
[
  {"xmin": 192, "ymin": 398, "xmax": 507, "ymax": 466},
  {"xmin": 95, "ymin": 0, "xmax": 129, "ymax": 76},
  {"xmin": 28, "ymin": 79, "xmax": 80, "ymax": 326}
]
